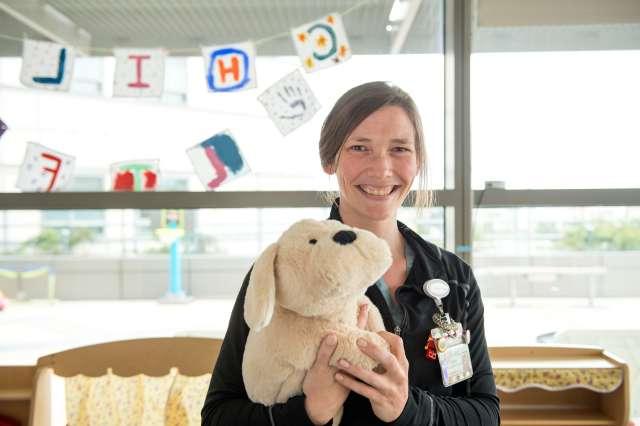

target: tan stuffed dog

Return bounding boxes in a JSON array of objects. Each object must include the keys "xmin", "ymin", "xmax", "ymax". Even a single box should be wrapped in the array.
[{"xmin": 242, "ymin": 219, "xmax": 393, "ymax": 423}]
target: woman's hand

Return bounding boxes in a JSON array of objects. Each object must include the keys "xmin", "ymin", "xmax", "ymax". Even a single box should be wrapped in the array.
[
  {"xmin": 334, "ymin": 331, "xmax": 409, "ymax": 422},
  {"xmin": 303, "ymin": 304, "xmax": 370, "ymax": 425}
]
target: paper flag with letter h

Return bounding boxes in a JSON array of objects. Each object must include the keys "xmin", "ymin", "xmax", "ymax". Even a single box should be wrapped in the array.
[{"xmin": 201, "ymin": 42, "xmax": 257, "ymax": 92}]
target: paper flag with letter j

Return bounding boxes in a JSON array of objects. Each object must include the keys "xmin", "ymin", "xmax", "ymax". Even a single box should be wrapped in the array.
[
  {"xmin": 20, "ymin": 39, "xmax": 75, "ymax": 91},
  {"xmin": 187, "ymin": 131, "xmax": 250, "ymax": 190},
  {"xmin": 16, "ymin": 142, "xmax": 75, "ymax": 192},
  {"xmin": 291, "ymin": 13, "xmax": 351, "ymax": 73}
]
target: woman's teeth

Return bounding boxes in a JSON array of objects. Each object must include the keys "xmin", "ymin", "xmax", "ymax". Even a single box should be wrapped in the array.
[{"xmin": 360, "ymin": 185, "xmax": 395, "ymax": 196}]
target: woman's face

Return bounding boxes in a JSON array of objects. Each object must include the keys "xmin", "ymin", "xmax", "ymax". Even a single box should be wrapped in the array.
[{"xmin": 325, "ymin": 105, "xmax": 418, "ymax": 224}]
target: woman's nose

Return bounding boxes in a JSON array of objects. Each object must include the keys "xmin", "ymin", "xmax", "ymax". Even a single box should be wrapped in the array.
[{"xmin": 368, "ymin": 152, "xmax": 393, "ymax": 176}]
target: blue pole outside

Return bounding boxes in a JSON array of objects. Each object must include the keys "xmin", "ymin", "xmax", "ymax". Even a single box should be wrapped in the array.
[{"xmin": 169, "ymin": 221, "xmax": 183, "ymax": 296}]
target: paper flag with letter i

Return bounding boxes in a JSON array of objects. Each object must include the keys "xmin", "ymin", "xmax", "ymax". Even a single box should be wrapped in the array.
[
  {"xmin": 113, "ymin": 48, "xmax": 166, "ymax": 97},
  {"xmin": 258, "ymin": 69, "xmax": 320, "ymax": 136},
  {"xmin": 291, "ymin": 13, "xmax": 351, "ymax": 73},
  {"xmin": 110, "ymin": 159, "xmax": 160, "ymax": 191},
  {"xmin": 16, "ymin": 142, "xmax": 76, "ymax": 192},
  {"xmin": 20, "ymin": 39, "xmax": 75, "ymax": 91},
  {"xmin": 187, "ymin": 130, "xmax": 250, "ymax": 190}
]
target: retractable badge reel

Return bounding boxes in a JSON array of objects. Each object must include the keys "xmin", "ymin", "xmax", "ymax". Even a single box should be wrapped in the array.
[{"xmin": 423, "ymin": 279, "xmax": 473, "ymax": 387}]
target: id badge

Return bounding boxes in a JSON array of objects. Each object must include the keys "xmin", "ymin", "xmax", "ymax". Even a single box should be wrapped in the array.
[{"xmin": 430, "ymin": 323, "xmax": 473, "ymax": 387}]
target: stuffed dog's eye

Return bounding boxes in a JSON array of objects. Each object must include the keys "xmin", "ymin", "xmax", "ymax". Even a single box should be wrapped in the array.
[{"xmin": 309, "ymin": 239, "xmax": 317, "ymax": 245}]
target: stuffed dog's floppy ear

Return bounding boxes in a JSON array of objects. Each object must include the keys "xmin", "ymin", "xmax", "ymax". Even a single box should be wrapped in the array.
[{"xmin": 244, "ymin": 243, "xmax": 278, "ymax": 331}]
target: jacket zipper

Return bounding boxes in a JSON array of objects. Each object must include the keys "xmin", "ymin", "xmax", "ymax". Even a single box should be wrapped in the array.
[{"xmin": 394, "ymin": 302, "xmax": 408, "ymax": 337}]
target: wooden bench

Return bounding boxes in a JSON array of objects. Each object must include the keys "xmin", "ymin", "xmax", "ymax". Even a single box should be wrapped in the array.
[{"xmin": 491, "ymin": 345, "xmax": 630, "ymax": 425}]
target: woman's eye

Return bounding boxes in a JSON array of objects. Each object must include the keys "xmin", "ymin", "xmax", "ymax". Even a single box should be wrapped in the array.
[
  {"xmin": 309, "ymin": 239, "xmax": 317, "ymax": 245},
  {"xmin": 393, "ymin": 146, "xmax": 411, "ymax": 153},
  {"xmin": 349, "ymin": 145, "xmax": 367, "ymax": 152}
]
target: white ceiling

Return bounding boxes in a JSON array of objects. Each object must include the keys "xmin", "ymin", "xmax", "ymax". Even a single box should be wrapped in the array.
[
  {"xmin": 1, "ymin": 0, "xmax": 637, "ymax": 58},
  {"xmin": 0, "ymin": 0, "xmax": 443, "ymax": 57}
]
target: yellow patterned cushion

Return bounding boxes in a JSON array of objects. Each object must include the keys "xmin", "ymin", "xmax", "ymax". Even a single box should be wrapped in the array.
[
  {"xmin": 63, "ymin": 368, "xmax": 211, "ymax": 425},
  {"xmin": 494, "ymin": 367, "xmax": 623, "ymax": 393},
  {"xmin": 165, "ymin": 373, "xmax": 212, "ymax": 425}
]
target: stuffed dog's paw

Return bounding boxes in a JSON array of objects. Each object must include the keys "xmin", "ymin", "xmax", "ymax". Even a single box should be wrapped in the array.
[{"xmin": 329, "ymin": 330, "xmax": 391, "ymax": 371}]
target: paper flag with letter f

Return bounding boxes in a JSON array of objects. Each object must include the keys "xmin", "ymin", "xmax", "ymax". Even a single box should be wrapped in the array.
[
  {"xmin": 16, "ymin": 142, "xmax": 76, "ymax": 192},
  {"xmin": 291, "ymin": 13, "xmax": 351, "ymax": 72},
  {"xmin": 187, "ymin": 131, "xmax": 250, "ymax": 190},
  {"xmin": 20, "ymin": 39, "xmax": 75, "ymax": 91}
]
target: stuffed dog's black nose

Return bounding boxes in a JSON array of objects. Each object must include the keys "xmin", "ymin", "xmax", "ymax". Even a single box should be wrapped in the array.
[{"xmin": 333, "ymin": 230, "xmax": 357, "ymax": 245}]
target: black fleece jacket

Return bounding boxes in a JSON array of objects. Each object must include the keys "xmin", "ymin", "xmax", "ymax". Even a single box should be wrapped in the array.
[{"xmin": 202, "ymin": 203, "xmax": 500, "ymax": 425}]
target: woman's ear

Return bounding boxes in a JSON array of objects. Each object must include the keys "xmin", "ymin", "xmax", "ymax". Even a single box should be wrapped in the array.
[
  {"xmin": 323, "ymin": 162, "xmax": 336, "ymax": 175},
  {"xmin": 244, "ymin": 243, "xmax": 278, "ymax": 331}
]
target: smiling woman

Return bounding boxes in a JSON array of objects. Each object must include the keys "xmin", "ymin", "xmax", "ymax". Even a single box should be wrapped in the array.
[{"xmin": 202, "ymin": 82, "xmax": 500, "ymax": 426}]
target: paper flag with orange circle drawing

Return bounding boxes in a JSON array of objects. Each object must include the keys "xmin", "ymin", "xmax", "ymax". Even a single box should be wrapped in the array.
[{"xmin": 291, "ymin": 13, "xmax": 352, "ymax": 73}]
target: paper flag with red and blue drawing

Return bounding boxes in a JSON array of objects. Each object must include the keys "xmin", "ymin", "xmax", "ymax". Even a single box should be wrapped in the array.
[
  {"xmin": 110, "ymin": 159, "xmax": 159, "ymax": 191},
  {"xmin": 113, "ymin": 48, "xmax": 166, "ymax": 97},
  {"xmin": 16, "ymin": 142, "xmax": 76, "ymax": 192},
  {"xmin": 20, "ymin": 39, "xmax": 75, "ymax": 91},
  {"xmin": 187, "ymin": 131, "xmax": 250, "ymax": 190},
  {"xmin": 291, "ymin": 13, "xmax": 351, "ymax": 73},
  {"xmin": 201, "ymin": 42, "xmax": 257, "ymax": 92}
]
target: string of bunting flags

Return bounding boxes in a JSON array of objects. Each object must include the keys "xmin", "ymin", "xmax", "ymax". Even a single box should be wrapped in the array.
[{"xmin": 0, "ymin": 1, "xmax": 372, "ymax": 193}]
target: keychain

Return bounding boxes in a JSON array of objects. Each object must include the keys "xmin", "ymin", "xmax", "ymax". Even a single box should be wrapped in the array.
[{"xmin": 423, "ymin": 279, "xmax": 474, "ymax": 387}]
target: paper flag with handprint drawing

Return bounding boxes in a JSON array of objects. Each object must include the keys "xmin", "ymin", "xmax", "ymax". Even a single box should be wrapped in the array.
[
  {"xmin": 258, "ymin": 70, "xmax": 321, "ymax": 136},
  {"xmin": 291, "ymin": 13, "xmax": 351, "ymax": 73}
]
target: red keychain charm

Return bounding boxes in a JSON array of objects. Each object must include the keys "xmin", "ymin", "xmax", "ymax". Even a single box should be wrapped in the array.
[{"xmin": 425, "ymin": 335, "xmax": 437, "ymax": 360}]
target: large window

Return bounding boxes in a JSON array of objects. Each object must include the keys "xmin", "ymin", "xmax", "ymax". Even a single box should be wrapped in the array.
[
  {"xmin": 471, "ymin": 50, "xmax": 640, "ymax": 190},
  {"xmin": 471, "ymin": 0, "xmax": 640, "ymax": 416}
]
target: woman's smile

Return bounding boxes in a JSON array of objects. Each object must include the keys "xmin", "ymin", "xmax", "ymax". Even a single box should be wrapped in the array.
[{"xmin": 357, "ymin": 184, "xmax": 400, "ymax": 198}]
